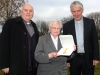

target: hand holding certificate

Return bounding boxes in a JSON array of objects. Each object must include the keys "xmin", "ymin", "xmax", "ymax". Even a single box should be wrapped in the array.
[{"xmin": 57, "ymin": 35, "xmax": 75, "ymax": 56}]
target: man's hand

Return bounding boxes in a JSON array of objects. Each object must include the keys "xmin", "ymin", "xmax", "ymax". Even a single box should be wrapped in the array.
[
  {"xmin": 73, "ymin": 45, "xmax": 76, "ymax": 51},
  {"xmin": 67, "ymin": 63, "xmax": 70, "ymax": 67},
  {"xmin": 93, "ymin": 60, "xmax": 99, "ymax": 66},
  {"xmin": 2, "ymin": 68, "xmax": 9, "ymax": 74}
]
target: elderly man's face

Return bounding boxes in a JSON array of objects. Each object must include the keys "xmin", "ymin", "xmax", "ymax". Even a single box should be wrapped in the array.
[
  {"xmin": 49, "ymin": 23, "xmax": 61, "ymax": 37},
  {"xmin": 71, "ymin": 6, "xmax": 83, "ymax": 21},
  {"xmin": 21, "ymin": 4, "xmax": 33, "ymax": 22}
]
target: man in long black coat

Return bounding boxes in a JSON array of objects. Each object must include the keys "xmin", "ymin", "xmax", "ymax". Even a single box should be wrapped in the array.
[{"xmin": 0, "ymin": 4, "xmax": 39, "ymax": 75}]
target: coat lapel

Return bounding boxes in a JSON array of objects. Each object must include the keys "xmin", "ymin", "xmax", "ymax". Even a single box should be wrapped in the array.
[
  {"xmin": 16, "ymin": 16, "xmax": 27, "ymax": 32},
  {"xmin": 71, "ymin": 19, "xmax": 77, "ymax": 45},
  {"xmin": 58, "ymin": 37, "xmax": 62, "ymax": 51},
  {"xmin": 46, "ymin": 34, "xmax": 57, "ymax": 51},
  {"xmin": 83, "ymin": 17, "xmax": 87, "ymax": 39}
]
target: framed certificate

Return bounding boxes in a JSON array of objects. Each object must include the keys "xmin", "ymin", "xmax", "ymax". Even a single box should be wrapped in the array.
[{"xmin": 57, "ymin": 35, "xmax": 75, "ymax": 56}]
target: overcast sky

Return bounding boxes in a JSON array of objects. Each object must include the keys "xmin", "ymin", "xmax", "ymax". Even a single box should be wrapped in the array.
[{"xmin": 28, "ymin": 0, "xmax": 100, "ymax": 22}]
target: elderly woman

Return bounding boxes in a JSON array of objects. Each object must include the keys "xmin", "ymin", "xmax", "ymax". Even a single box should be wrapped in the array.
[{"xmin": 35, "ymin": 19, "xmax": 75, "ymax": 75}]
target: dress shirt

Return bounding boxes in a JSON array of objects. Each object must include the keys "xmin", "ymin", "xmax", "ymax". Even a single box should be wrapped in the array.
[
  {"xmin": 75, "ymin": 17, "xmax": 85, "ymax": 53},
  {"xmin": 23, "ymin": 20, "xmax": 35, "ymax": 37},
  {"xmin": 51, "ymin": 34, "xmax": 58, "ymax": 50}
]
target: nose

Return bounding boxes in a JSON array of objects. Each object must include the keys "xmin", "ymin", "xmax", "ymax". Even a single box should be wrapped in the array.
[
  {"xmin": 27, "ymin": 11, "xmax": 30, "ymax": 13},
  {"xmin": 75, "ymin": 12, "xmax": 78, "ymax": 15}
]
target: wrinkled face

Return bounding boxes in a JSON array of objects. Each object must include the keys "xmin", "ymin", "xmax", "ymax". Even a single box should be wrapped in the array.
[
  {"xmin": 71, "ymin": 6, "xmax": 83, "ymax": 21},
  {"xmin": 21, "ymin": 4, "xmax": 33, "ymax": 22},
  {"xmin": 49, "ymin": 22, "xmax": 61, "ymax": 37}
]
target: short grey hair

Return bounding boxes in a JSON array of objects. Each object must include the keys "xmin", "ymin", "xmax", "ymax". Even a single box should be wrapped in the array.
[
  {"xmin": 49, "ymin": 19, "xmax": 62, "ymax": 28},
  {"xmin": 70, "ymin": 1, "xmax": 83, "ymax": 11},
  {"xmin": 20, "ymin": 4, "xmax": 34, "ymax": 11}
]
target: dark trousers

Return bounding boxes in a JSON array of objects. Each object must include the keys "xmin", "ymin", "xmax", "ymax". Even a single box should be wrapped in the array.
[
  {"xmin": 4, "ymin": 72, "xmax": 36, "ymax": 75},
  {"xmin": 4, "ymin": 73, "xmax": 9, "ymax": 75},
  {"xmin": 28, "ymin": 71, "xmax": 37, "ymax": 75},
  {"xmin": 28, "ymin": 71, "xmax": 33, "ymax": 75},
  {"xmin": 28, "ymin": 67, "xmax": 37, "ymax": 75},
  {"xmin": 4, "ymin": 71, "xmax": 37, "ymax": 75},
  {"xmin": 4, "ymin": 67, "xmax": 37, "ymax": 75},
  {"xmin": 69, "ymin": 54, "xmax": 94, "ymax": 75}
]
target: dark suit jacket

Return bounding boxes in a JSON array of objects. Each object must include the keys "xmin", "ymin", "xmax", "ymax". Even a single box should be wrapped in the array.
[
  {"xmin": 0, "ymin": 16, "xmax": 39, "ymax": 75},
  {"xmin": 63, "ymin": 17, "xmax": 99, "ymax": 68},
  {"xmin": 35, "ymin": 34, "xmax": 67, "ymax": 75}
]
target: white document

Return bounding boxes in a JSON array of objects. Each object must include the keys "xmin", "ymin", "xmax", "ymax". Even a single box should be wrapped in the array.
[{"xmin": 57, "ymin": 35, "xmax": 75, "ymax": 56}]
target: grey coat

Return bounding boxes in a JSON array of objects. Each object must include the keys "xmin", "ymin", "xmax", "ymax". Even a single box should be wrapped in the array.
[{"xmin": 35, "ymin": 34, "xmax": 67, "ymax": 75}]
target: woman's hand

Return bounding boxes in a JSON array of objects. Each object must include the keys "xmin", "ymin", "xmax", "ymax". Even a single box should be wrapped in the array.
[
  {"xmin": 73, "ymin": 45, "xmax": 76, "ymax": 51},
  {"xmin": 48, "ymin": 52, "xmax": 60, "ymax": 59}
]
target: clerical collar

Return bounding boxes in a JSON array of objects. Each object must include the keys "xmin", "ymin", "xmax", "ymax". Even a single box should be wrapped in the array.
[
  {"xmin": 23, "ymin": 19, "xmax": 31, "ymax": 25},
  {"xmin": 75, "ymin": 17, "xmax": 83, "ymax": 23},
  {"xmin": 27, "ymin": 22, "xmax": 30, "ymax": 24}
]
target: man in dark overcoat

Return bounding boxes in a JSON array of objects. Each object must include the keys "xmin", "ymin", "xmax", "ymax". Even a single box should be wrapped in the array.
[
  {"xmin": 0, "ymin": 4, "xmax": 39, "ymax": 75},
  {"xmin": 63, "ymin": 1, "xmax": 99, "ymax": 75}
]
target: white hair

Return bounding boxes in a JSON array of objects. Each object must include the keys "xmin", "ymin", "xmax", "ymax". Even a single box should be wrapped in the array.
[
  {"xmin": 19, "ymin": 4, "xmax": 34, "ymax": 11},
  {"xmin": 70, "ymin": 1, "xmax": 84, "ymax": 11},
  {"xmin": 49, "ymin": 19, "xmax": 62, "ymax": 28}
]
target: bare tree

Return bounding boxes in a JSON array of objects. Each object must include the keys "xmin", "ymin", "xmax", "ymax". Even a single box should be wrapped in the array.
[
  {"xmin": 61, "ymin": 16, "xmax": 73, "ymax": 24},
  {"xmin": 36, "ymin": 20, "xmax": 49, "ymax": 36},
  {"xmin": 87, "ymin": 12, "xmax": 100, "ymax": 39},
  {"xmin": 0, "ymin": 0, "xmax": 28, "ymax": 25},
  {"xmin": 0, "ymin": 0, "xmax": 9, "ymax": 10}
]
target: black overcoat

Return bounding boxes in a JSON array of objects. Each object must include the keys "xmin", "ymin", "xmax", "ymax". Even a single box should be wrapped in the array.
[{"xmin": 0, "ymin": 16, "xmax": 39, "ymax": 75}]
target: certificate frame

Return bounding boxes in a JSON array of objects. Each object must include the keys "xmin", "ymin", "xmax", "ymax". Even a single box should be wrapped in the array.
[{"xmin": 57, "ymin": 35, "xmax": 75, "ymax": 56}]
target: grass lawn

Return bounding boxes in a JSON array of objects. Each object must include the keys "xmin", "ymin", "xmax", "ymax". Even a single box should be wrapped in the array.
[
  {"xmin": 94, "ymin": 62, "xmax": 100, "ymax": 75},
  {"xmin": 0, "ymin": 70, "xmax": 3, "ymax": 75}
]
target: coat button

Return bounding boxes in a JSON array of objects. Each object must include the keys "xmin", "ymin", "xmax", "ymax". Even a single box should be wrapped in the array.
[
  {"xmin": 24, "ymin": 32, "xmax": 26, "ymax": 35},
  {"xmin": 24, "ymin": 46, "xmax": 26, "ymax": 48},
  {"xmin": 24, "ymin": 60, "xmax": 26, "ymax": 62}
]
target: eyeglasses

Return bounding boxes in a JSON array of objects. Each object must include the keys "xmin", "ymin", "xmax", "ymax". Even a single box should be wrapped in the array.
[{"xmin": 51, "ymin": 27, "xmax": 61, "ymax": 30}]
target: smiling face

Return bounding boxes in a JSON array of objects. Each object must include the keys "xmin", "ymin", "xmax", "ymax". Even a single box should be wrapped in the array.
[
  {"xmin": 20, "ymin": 4, "xmax": 34, "ymax": 22},
  {"xmin": 71, "ymin": 6, "xmax": 83, "ymax": 21},
  {"xmin": 49, "ymin": 22, "xmax": 61, "ymax": 38}
]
